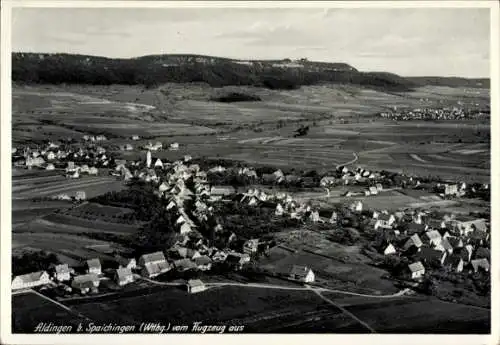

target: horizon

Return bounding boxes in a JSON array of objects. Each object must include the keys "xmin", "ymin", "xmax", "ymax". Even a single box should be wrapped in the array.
[
  {"xmin": 12, "ymin": 7, "xmax": 490, "ymax": 78},
  {"xmin": 11, "ymin": 51, "xmax": 490, "ymax": 80}
]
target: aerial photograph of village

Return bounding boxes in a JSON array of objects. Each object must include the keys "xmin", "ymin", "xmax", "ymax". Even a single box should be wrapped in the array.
[{"xmin": 8, "ymin": 5, "xmax": 492, "ymax": 335}]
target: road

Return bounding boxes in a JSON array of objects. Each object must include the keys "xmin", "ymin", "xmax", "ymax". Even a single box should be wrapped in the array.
[
  {"xmin": 336, "ymin": 152, "xmax": 358, "ymax": 169},
  {"xmin": 309, "ymin": 287, "xmax": 376, "ymax": 333}
]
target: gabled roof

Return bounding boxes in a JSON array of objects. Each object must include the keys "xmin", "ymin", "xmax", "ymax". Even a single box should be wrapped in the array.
[
  {"xmin": 408, "ymin": 261, "xmax": 425, "ymax": 272},
  {"xmin": 187, "ymin": 279, "xmax": 205, "ymax": 288},
  {"xmin": 471, "ymin": 258, "xmax": 490, "ymax": 271},
  {"xmin": 406, "ymin": 234, "xmax": 423, "ymax": 248},
  {"xmin": 194, "ymin": 255, "xmax": 212, "ymax": 266},
  {"xmin": 86, "ymin": 258, "xmax": 101, "ymax": 269},
  {"xmin": 54, "ymin": 264, "xmax": 70, "ymax": 274},
  {"xmin": 115, "ymin": 267, "xmax": 133, "ymax": 281},
  {"xmin": 12, "ymin": 271, "xmax": 48, "ymax": 284},
  {"xmin": 440, "ymin": 238, "xmax": 453, "ymax": 251},
  {"xmin": 418, "ymin": 247, "xmax": 445, "ymax": 261},
  {"xmin": 424, "ymin": 230, "xmax": 442, "ymax": 241},
  {"xmin": 290, "ymin": 265, "xmax": 312, "ymax": 277},
  {"xmin": 140, "ymin": 251, "xmax": 166, "ymax": 264}
]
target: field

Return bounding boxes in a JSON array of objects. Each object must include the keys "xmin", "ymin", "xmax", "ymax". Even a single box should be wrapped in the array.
[
  {"xmin": 259, "ymin": 246, "xmax": 398, "ymax": 295},
  {"xmin": 12, "ymin": 291, "xmax": 87, "ymax": 333},
  {"xmin": 12, "ymin": 169, "xmax": 127, "ymax": 201}
]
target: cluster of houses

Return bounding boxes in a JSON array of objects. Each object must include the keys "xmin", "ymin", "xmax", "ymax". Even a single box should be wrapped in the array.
[
  {"xmin": 379, "ymin": 107, "xmax": 488, "ymax": 121},
  {"xmin": 12, "ymin": 142, "xmax": 108, "ymax": 176},
  {"xmin": 370, "ymin": 210, "xmax": 490, "ymax": 280}
]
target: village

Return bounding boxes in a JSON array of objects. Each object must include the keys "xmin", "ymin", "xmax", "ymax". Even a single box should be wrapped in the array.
[
  {"xmin": 379, "ymin": 106, "xmax": 490, "ymax": 121},
  {"xmin": 10, "ymin": 133, "xmax": 491, "ymax": 308}
]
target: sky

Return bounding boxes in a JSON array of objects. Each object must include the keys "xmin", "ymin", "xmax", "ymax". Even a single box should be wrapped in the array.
[{"xmin": 12, "ymin": 7, "xmax": 490, "ymax": 77}]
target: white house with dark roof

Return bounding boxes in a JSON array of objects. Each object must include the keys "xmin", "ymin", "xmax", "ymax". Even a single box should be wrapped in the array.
[
  {"xmin": 403, "ymin": 234, "xmax": 423, "ymax": 251},
  {"xmin": 139, "ymin": 252, "xmax": 171, "ymax": 278},
  {"xmin": 423, "ymin": 230, "xmax": 442, "ymax": 246}
]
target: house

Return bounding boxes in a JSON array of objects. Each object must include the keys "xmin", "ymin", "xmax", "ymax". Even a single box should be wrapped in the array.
[
  {"xmin": 474, "ymin": 247, "xmax": 490, "ymax": 260},
  {"xmin": 114, "ymin": 267, "xmax": 134, "ymax": 286},
  {"xmin": 194, "ymin": 256, "xmax": 212, "ymax": 271},
  {"xmin": 383, "ymin": 243, "xmax": 397, "ymax": 255},
  {"xmin": 403, "ymin": 234, "xmax": 423, "ymax": 251},
  {"xmin": 470, "ymin": 258, "xmax": 490, "ymax": 273},
  {"xmin": 243, "ymin": 239, "xmax": 259, "ymax": 254},
  {"xmin": 52, "ymin": 264, "xmax": 71, "ymax": 282},
  {"xmin": 132, "ymin": 135, "xmax": 140, "ymax": 140},
  {"xmin": 45, "ymin": 163, "xmax": 55, "ymax": 171},
  {"xmin": 309, "ymin": 211, "xmax": 321, "ymax": 223},
  {"xmin": 184, "ymin": 155, "xmax": 192, "ymax": 162},
  {"xmin": 377, "ymin": 213, "xmax": 396, "ymax": 227},
  {"xmin": 444, "ymin": 254, "xmax": 464, "ymax": 273},
  {"xmin": 71, "ymin": 274, "xmax": 100, "ymax": 294},
  {"xmin": 434, "ymin": 237, "xmax": 453, "ymax": 254},
  {"xmin": 427, "ymin": 219, "xmax": 445, "ymax": 230},
  {"xmin": 451, "ymin": 218, "xmax": 486, "ymax": 236},
  {"xmin": 289, "ymin": 265, "xmax": 315, "ymax": 283},
  {"xmin": 169, "ymin": 142, "xmax": 179, "ymax": 150},
  {"xmin": 368, "ymin": 186, "xmax": 378, "ymax": 195},
  {"xmin": 173, "ymin": 259, "xmax": 197, "ymax": 272},
  {"xmin": 329, "ymin": 211, "xmax": 338, "ymax": 224},
  {"xmin": 375, "ymin": 183, "xmax": 383, "ymax": 192},
  {"xmin": 115, "ymin": 256, "xmax": 137, "ymax": 270},
  {"xmin": 85, "ymin": 258, "xmax": 102, "ymax": 275},
  {"xmin": 226, "ymin": 253, "xmax": 251, "ymax": 270},
  {"xmin": 186, "ymin": 279, "xmax": 206, "ymax": 294},
  {"xmin": 349, "ymin": 201, "xmax": 363, "ymax": 212},
  {"xmin": 408, "ymin": 262, "xmax": 425, "ymax": 280},
  {"xmin": 417, "ymin": 247, "xmax": 447, "ymax": 266},
  {"xmin": 423, "ymin": 230, "xmax": 442, "ymax": 246},
  {"xmin": 139, "ymin": 252, "xmax": 171, "ymax": 278},
  {"xmin": 11, "ymin": 271, "xmax": 51, "ymax": 290}
]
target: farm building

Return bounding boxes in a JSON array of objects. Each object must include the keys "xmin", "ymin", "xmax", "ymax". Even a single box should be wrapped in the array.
[
  {"xmin": 86, "ymin": 259, "xmax": 102, "ymax": 275},
  {"xmin": 11, "ymin": 271, "xmax": 51, "ymax": 290},
  {"xmin": 408, "ymin": 262, "xmax": 425, "ymax": 280},
  {"xmin": 51, "ymin": 264, "xmax": 72, "ymax": 282},
  {"xmin": 174, "ymin": 259, "xmax": 197, "ymax": 272},
  {"xmin": 470, "ymin": 258, "xmax": 490, "ymax": 273},
  {"xmin": 194, "ymin": 256, "xmax": 212, "ymax": 271},
  {"xmin": 72, "ymin": 274, "xmax": 100, "ymax": 294},
  {"xmin": 186, "ymin": 279, "xmax": 206, "ymax": 294},
  {"xmin": 45, "ymin": 163, "xmax": 55, "ymax": 171},
  {"xmin": 114, "ymin": 267, "xmax": 134, "ymax": 286},
  {"xmin": 139, "ymin": 252, "xmax": 171, "ymax": 278},
  {"xmin": 289, "ymin": 265, "xmax": 315, "ymax": 283}
]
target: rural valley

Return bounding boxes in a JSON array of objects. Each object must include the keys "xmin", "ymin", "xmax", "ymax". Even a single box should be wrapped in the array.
[{"xmin": 10, "ymin": 53, "xmax": 491, "ymax": 334}]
